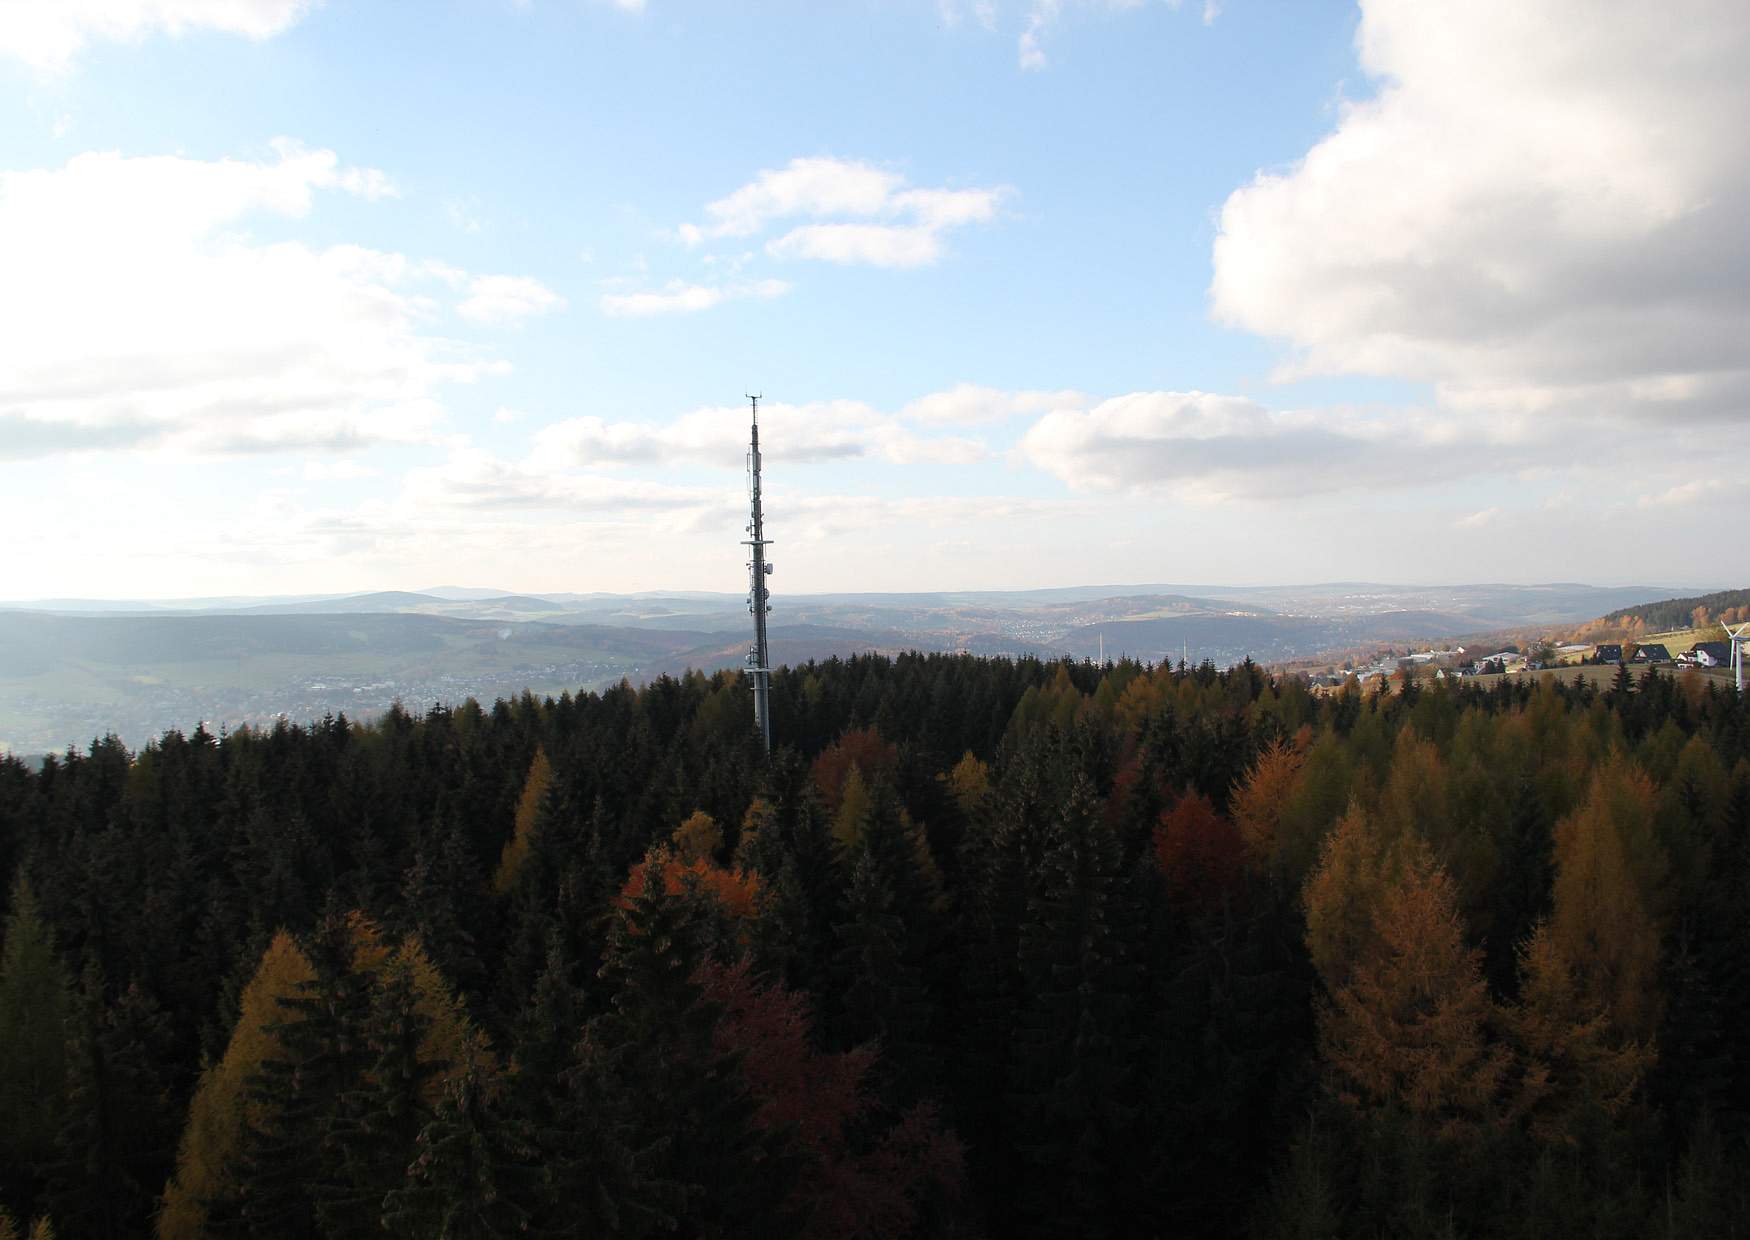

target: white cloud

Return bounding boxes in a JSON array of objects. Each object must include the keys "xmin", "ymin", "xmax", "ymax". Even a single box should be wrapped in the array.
[
  {"xmin": 766, "ymin": 224, "xmax": 943, "ymax": 269},
  {"xmin": 445, "ymin": 199, "xmax": 482, "ymax": 233},
  {"xmin": 1211, "ymin": 0, "xmax": 1750, "ymax": 425},
  {"xmin": 686, "ymin": 158, "xmax": 902, "ymax": 242},
  {"xmin": 533, "ymin": 399, "xmax": 987, "ymax": 469},
  {"xmin": 457, "ymin": 274, "xmax": 566, "ymax": 324},
  {"xmin": 902, "ymin": 382, "xmax": 1086, "ymax": 425},
  {"xmin": 599, "ymin": 278, "xmax": 788, "ymax": 317},
  {"xmin": 403, "ymin": 448, "xmax": 727, "ymax": 516},
  {"xmin": 1017, "ymin": 390, "xmax": 1511, "ymax": 501},
  {"xmin": 1637, "ymin": 479, "xmax": 1727, "ymax": 510},
  {"xmin": 0, "ymin": 0, "xmax": 313, "ymax": 70},
  {"xmin": 1017, "ymin": 0, "xmax": 1146, "ymax": 70},
  {"xmin": 1455, "ymin": 508, "xmax": 1500, "ymax": 529},
  {"xmin": 0, "ymin": 143, "xmax": 512, "ymax": 460},
  {"xmin": 681, "ymin": 157, "xmax": 1007, "ymax": 268},
  {"xmin": 1018, "ymin": 1, "xmax": 1055, "ymax": 68},
  {"xmin": 302, "ymin": 458, "xmax": 378, "ymax": 481}
]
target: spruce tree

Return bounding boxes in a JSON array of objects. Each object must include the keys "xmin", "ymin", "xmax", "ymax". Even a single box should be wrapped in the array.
[
  {"xmin": 223, "ymin": 909, "xmax": 374, "ymax": 1238},
  {"xmin": 1005, "ymin": 776, "xmax": 1136, "ymax": 1239},
  {"xmin": 318, "ymin": 956, "xmax": 442, "ymax": 1237},
  {"xmin": 0, "ymin": 876, "xmax": 72, "ymax": 1220},
  {"xmin": 383, "ymin": 1070, "xmax": 541, "ymax": 1238},
  {"xmin": 46, "ymin": 970, "xmax": 177, "ymax": 1240}
]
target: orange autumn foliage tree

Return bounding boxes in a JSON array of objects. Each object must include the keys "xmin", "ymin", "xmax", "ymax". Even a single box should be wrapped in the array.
[
  {"xmin": 1316, "ymin": 856, "xmax": 1508, "ymax": 1139},
  {"xmin": 621, "ymin": 830, "xmax": 764, "ymax": 928},
  {"xmin": 812, "ymin": 728, "xmax": 900, "ymax": 815},
  {"xmin": 698, "ymin": 958, "xmax": 964, "ymax": 1240},
  {"xmin": 1505, "ymin": 923, "xmax": 1650, "ymax": 1145},
  {"xmin": 1230, "ymin": 738, "xmax": 1304, "ymax": 868}
]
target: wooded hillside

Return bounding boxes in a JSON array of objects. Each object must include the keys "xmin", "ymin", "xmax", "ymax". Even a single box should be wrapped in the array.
[{"xmin": 1, "ymin": 653, "xmax": 1748, "ymax": 1237}]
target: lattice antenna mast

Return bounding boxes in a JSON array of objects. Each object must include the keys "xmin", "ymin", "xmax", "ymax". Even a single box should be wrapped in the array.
[{"xmin": 744, "ymin": 395, "xmax": 773, "ymax": 752}]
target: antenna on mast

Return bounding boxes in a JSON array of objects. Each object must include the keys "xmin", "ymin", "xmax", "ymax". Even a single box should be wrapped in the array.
[{"xmin": 743, "ymin": 394, "xmax": 773, "ymax": 753}]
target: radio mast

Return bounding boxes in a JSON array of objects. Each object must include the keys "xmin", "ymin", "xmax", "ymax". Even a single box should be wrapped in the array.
[{"xmin": 743, "ymin": 395, "xmax": 773, "ymax": 752}]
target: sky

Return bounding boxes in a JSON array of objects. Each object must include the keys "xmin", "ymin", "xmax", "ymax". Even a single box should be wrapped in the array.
[{"xmin": 1, "ymin": 0, "xmax": 1746, "ymax": 599}]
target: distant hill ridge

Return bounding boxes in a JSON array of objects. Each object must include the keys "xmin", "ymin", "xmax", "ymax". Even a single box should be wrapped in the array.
[{"xmin": 1595, "ymin": 588, "xmax": 1750, "ymax": 632}]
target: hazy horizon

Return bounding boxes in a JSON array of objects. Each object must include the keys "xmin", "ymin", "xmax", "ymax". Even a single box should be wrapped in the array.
[{"xmin": 0, "ymin": 576, "xmax": 1721, "ymax": 609}]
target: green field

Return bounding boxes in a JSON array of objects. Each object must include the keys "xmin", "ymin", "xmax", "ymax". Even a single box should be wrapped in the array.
[{"xmin": 1463, "ymin": 663, "xmax": 1736, "ymax": 690}]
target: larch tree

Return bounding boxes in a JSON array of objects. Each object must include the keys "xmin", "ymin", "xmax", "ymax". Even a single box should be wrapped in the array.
[
  {"xmin": 1316, "ymin": 855, "xmax": 1508, "ymax": 1140},
  {"xmin": 1549, "ymin": 763, "xmax": 1668, "ymax": 1041},
  {"xmin": 1505, "ymin": 923, "xmax": 1649, "ymax": 1145},
  {"xmin": 493, "ymin": 747, "xmax": 554, "ymax": 896},
  {"xmin": 671, "ymin": 810, "xmax": 723, "ymax": 865},
  {"xmin": 1302, "ymin": 803, "xmax": 1404, "ymax": 993},
  {"xmin": 158, "ymin": 930, "xmax": 315, "ymax": 1240},
  {"xmin": 1230, "ymin": 738, "xmax": 1304, "ymax": 871},
  {"xmin": 942, "ymin": 751, "xmax": 992, "ymax": 820}
]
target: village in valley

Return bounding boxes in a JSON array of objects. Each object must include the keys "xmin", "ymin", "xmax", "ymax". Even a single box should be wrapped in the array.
[{"xmin": 1305, "ymin": 626, "xmax": 1743, "ymax": 694}]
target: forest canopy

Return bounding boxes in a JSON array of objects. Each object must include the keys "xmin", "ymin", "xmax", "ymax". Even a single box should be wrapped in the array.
[{"xmin": 1, "ymin": 651, "xmax": 1748, "ymax": 1237}]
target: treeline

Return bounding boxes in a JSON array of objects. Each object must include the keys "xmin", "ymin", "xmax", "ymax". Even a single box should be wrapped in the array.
[
  {"xmin": 1, "ymin": 653, "xmax": 1749, "ymax": 1237},
  {"xmin": 1593, "ymin": 587, "xmax": 1750, "ymax": 634}
]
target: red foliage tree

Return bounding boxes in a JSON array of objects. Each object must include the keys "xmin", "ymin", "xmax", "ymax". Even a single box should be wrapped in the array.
[
  {"xmin": 1153, "ymin": 791, "xmax": 1245, "ymax": 913},
  {"xmin": 698, "ymin": 959, "xmax": 964, "ymax": 1239}
]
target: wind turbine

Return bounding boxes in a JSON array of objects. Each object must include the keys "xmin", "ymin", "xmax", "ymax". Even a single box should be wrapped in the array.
[{"xmin": 1725, "ymin": 620, "xmax": 1750, "ymax": 695}]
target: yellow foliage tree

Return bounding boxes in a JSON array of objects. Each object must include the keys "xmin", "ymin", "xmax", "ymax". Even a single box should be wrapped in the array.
[
  {"xmin": 1274, "ymin": 732, "xmax": 1356, "ymax": 887},
  {"xmin": 1550, "ymin": 763, "xmax": 1668, "ymax": 1040},
  {"xmin": 344, "ymin": 914, "xmax": 494, "ymax": 1087},
  {"xmin": 158, "ymin": 930, "xmax": 316, "ymax": 1240},
  {"xmin": 390, "ymin": 934, "xmax": 497, "ymax": 1091},
  {"xmin": 1317, "ymin": 857, "xmax": 1508, "ymax": 1139},
  {"xmin": 0, "ymin": 1216, "xmax": 53, "ymax": 1240},
  {"xmin": 1374, "ymin": 731, "xmax": 1446, "ymax": 857},
  {"xmin": 672, "ymin": 810, "xmax": 724, "ymax": 865},
  {"xmin": 494, "ymin": 746, "xmax": 554, "ymax": 895},
  {"xmin": 1113, "ymin": 671, "xmax": 1167, "ymax": 737},
  {"xmin": 1505, "ymin": 923, "xmax": 1649, "ymax": 1144},
  {"xmin": 831, "ymin": 764, "xmax": 873, "ymax": 852},
  {"xmin": 159, "ymin": 921, "xmax": 492, "ymax": 1239},
  {"xmin": 942, "ymin": 752, "xmax": 992, "ymax": 819},
  {"xmin": 736, "ymin": 796, "xmax": 777, "ymax": 867},
  {"xmin": 1302, "ymin": 803, "xmax": 1410, "ymax": 992}
]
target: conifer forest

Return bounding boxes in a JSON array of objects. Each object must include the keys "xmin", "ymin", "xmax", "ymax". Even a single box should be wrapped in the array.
[{"xmin": 3, "ymin": 654, "xmax": 1750, "ymax": 1239}]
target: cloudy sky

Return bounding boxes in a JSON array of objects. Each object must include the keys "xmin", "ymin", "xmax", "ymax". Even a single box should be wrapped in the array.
[{"xmin": 2, "ymin": 0, "xmax": 1745, "ymax": 599}]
